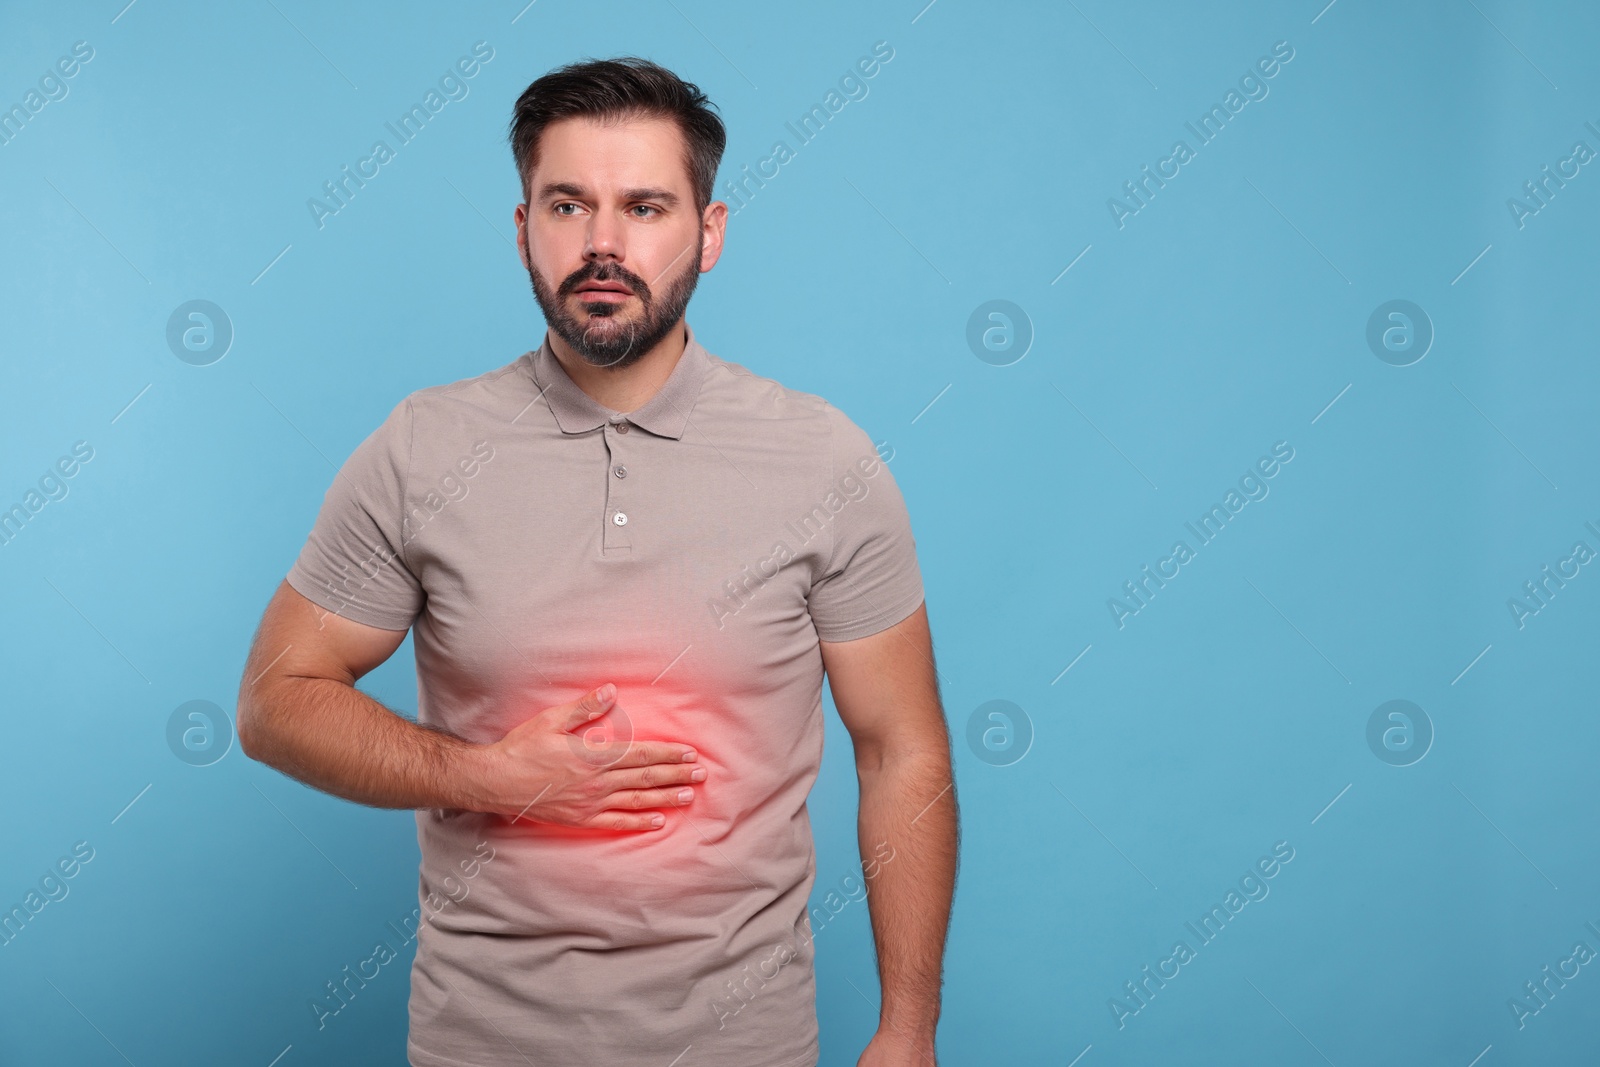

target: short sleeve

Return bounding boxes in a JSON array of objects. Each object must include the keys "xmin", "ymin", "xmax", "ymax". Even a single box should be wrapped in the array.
[
  {"xmin": 284, "ymin": 397, "xmax": 424, "ymax": 631},
  {"xmin": 807, "ymin": 404, "xmax": 925, "ymax": 642}
]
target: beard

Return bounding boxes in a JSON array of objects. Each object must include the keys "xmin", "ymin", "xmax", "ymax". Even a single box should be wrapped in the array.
[{"xmin": 524, "ymin": 233, "xmax": 703, "ymax": 371}]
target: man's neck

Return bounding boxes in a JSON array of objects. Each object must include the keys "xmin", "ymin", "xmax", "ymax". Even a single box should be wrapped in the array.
[{"xmin": 549, "ymin": 320, "xmax": 686, "ymax": 414}]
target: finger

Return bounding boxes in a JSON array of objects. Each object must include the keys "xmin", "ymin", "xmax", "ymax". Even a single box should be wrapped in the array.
[
  {"xmin": 603, "ymin": 786, "xmax": 696, "ymax": 811},
  {"xmin": 603, "ymin": 761, "xmax": 707, "ymax": 790},
  {"xmin": 557, "ymin": 684, "xmax": 616, "ymax": 730},
  {"xmin": 597, "ymin": 740, "xmax": 697, "ymax": 768},
  {"xmin": 588, "ymin": 810, "xmax": 668, "ymax": 832}
]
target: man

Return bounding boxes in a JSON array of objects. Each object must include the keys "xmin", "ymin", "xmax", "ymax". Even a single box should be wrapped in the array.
[{"xmin": 237, "ymin": 56, "xmax": 957, "ymax": 1067}]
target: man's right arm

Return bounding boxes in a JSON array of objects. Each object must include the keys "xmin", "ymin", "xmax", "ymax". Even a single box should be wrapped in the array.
[
  {"xmin": 236, "ymin": 580, "xmax": 706, "ymax": 828},
  {"xmin": 236, "ymin": 580, "xmax": 493, "ymax": 811}
]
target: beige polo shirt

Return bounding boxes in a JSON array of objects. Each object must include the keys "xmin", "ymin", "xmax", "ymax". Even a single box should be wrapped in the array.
[{"xmin": 284, "ymin": 321, "xmax": 925, "ymax": 1067}]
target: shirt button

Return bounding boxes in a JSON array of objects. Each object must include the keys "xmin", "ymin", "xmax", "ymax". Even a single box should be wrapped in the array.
[
  {"xmin": 613, "ymin": 511, "xmax": 628, "ymax": 526},
  {"xmin": 616, "ymin": 422, "xmax": 630, "ymax": 434},
  {"xmin": 614, "ymin": 465, "xmax": 627, "ymax": 478}
]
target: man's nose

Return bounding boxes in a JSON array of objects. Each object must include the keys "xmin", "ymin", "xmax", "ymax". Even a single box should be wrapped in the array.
[{"xmin": 584, "ymin": 210, "xmax": 625, "ymax": 263}]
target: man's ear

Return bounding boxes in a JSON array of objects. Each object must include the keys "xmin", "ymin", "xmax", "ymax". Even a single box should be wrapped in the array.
[
  {"xmin": 514, "ymin": 203, "xmax": 531, "ymax": 270},
  {"xmin": 699, "ymin": 199, "xmax": 728, "ymax": 272}
]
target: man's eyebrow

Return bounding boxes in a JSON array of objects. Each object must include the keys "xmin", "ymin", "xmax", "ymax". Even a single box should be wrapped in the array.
[
  {"xmin": 623, "ymin": 187, "xmax": 681, "ymax": 207},
  {"xmin": 536, "ymin": 181, "xmax": 681, "ymax": 208}
]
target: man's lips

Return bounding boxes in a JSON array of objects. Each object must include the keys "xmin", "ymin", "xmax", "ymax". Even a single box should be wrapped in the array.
[{"xmin": 575, "ymin": 283, "xmax": 632, "ymax": 301}]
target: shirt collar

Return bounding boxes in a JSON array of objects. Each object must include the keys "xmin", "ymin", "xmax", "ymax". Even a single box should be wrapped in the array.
[{"xmin": 522, "ymin": 321, "xmax": 711, "ymax": 439}]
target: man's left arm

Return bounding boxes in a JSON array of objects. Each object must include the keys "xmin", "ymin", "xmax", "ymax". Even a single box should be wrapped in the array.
[{"xmin": 821, "ymin": 601, "xmax": 958, "ymax": 1067}]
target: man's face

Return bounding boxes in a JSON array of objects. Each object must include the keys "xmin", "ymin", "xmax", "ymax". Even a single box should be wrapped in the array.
[{"xmin": 515, "ymin": 114, "xmax": 720, "ymax": 370}]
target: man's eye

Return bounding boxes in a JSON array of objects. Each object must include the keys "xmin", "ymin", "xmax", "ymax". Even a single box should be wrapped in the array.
[
  {"xmin": 554, "ymin": 203, "xmax": 578, "ymax": 216},
  {"xmin": 631, "ymin": 205, "xmax": 658, "ymax": 217}
]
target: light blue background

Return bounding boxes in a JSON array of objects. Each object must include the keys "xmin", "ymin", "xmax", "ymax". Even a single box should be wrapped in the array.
[{"xmin": 2, "ymin": 0, "xmax": 1597, "ymax": 1064}]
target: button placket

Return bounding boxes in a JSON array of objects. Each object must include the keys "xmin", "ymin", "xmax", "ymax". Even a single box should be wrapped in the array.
[{"xmin": 602, "ymin": 420, "xmax": 632, "ymax": 550}]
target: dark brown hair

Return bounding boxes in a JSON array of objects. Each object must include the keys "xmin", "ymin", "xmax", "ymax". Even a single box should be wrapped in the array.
[{"xmin": 508, "ymin": 56, "xmax": 726, "ymax": 215}]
